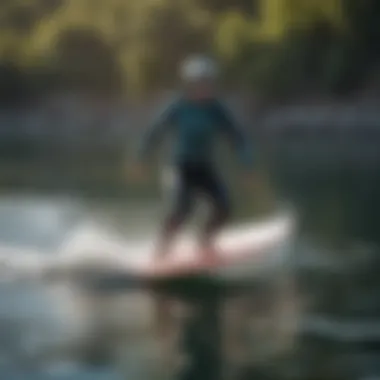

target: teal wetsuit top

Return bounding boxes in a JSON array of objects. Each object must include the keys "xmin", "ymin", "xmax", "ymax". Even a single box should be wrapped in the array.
[{"xmin": 137, "ymin": 95, "xmax": 253, "ymax": 169}]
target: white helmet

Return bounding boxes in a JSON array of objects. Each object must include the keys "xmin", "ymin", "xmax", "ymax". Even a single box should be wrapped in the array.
[{"xmin": 180, "ymin": 55, "xmax": 218, "ymax": 82}]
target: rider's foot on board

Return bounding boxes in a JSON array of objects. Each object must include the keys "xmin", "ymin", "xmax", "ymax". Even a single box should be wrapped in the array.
[{"xmin": 200, "ymin": 243, "xmax": 220, "ymax": 265}]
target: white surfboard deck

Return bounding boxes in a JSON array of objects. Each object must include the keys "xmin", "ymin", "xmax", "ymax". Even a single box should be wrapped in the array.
[
  {"xmin": 117, "ymin": 212, "xmax": 296, "ymax": 280},
  {"xmin": 0, "ymin": 210, "xmax": 296, "ymax": 283}
]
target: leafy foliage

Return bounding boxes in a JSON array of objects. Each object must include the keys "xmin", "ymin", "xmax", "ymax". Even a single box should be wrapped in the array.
[{"xmin": 0, "ymin": 0, "xmax": 378, "ymax": 100}]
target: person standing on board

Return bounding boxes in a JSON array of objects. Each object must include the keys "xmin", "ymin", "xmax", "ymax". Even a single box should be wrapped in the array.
[{"xmin": 131, "ymin": 55, "xmax": 254, "ymax": 262}]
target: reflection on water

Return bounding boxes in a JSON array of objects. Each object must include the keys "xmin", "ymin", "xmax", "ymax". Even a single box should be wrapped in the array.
[{"xmin": 0, "ymin": 195, "xmax": 296, "ymax": 380}]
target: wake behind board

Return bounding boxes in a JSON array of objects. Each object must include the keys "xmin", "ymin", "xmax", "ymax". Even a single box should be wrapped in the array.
[{"xmin": 121, "ymin": 213, "xmax": 294, "ymax": 280}]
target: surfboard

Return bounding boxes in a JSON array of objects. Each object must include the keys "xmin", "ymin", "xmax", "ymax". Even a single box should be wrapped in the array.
[
  {"xmin": 120, "ymin": 212, "xmax": 295, "ymax": 280},
  {"xmin": 0, "ymin": 210, "xmax": 295, "ymax": 285}
]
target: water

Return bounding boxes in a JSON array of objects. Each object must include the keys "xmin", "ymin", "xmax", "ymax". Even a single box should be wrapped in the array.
[
  {"xmin": 1, "ymin": 162, "xmax": 379, "ymax": 379},
  {"xmin": 0, "ymin": 196, "xmax": 156, "ymax": 379},
  {"xmin": 0, "ymin": 195, "xmax": 295, "ymax": 380}
]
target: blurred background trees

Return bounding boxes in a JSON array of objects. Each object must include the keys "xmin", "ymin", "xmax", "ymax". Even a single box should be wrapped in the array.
[{"xmin": 0, "ymin": 0, "xmax": 379, "ymax": 102}]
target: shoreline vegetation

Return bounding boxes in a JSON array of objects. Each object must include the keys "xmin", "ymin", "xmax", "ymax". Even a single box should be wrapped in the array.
[{"xmin": 0, "ymin": 1, "xmax": 379, "ymax": 104}]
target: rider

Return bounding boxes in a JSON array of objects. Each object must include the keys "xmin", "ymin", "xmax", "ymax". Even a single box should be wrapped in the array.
[{"xmin": 132, "ymin": 55, "xmax": 254, "ymax": 261}]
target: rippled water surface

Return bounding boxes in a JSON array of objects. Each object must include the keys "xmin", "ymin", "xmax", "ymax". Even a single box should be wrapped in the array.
[{"xmin": 0, "ymin": 195, "xmax": 295, "ymax": 380}]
